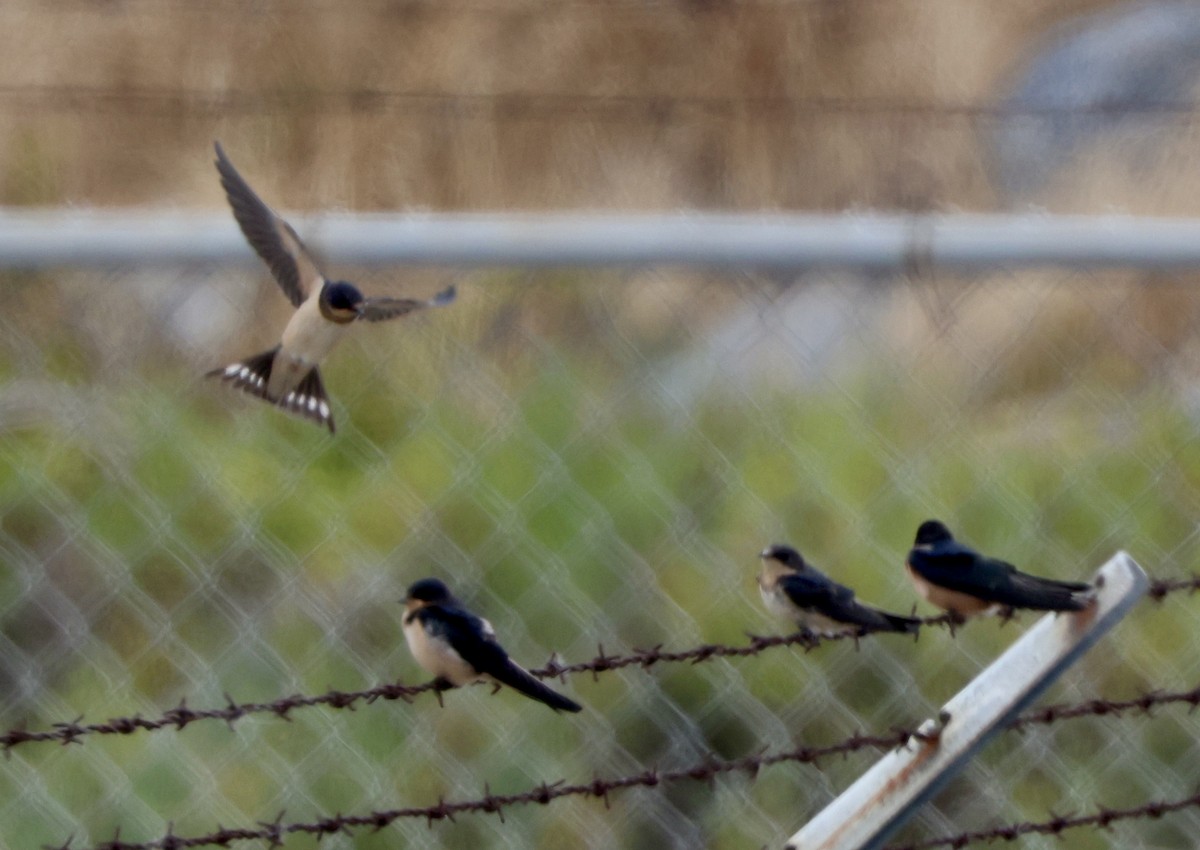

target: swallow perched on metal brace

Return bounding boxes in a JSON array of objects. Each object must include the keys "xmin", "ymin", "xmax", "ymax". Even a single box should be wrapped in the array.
[
  {"xmin": 906, "ymin": 519, "xmax": 1093, "ymax": 618},
  {"xmin": 402, "ymin": 578, "xmax": 583, "ymax": 713},
  {"xmin": 759, "ymin": 544, "xmax": 920, "ymax": 637},
  {"xmin": 206, "ymin": 142, "xmax": 455, "ymax": 433}
]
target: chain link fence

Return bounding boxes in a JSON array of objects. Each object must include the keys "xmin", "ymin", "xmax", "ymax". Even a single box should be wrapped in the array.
[{"xmin": 2, "ymin": 235, "xmax": 1200, "ymax": 849}]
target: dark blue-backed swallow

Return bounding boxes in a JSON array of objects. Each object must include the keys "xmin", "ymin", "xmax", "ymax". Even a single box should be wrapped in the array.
[
  {"xmin": 206, "ymin": 142, "xmax": 455, "ymax": 433},
  {"xmin": 906, "ymin": 519, "xmax": 1093, "ymax": 618},
  {"xmin": 758, "ymin": 544, "xmax": 920, "ymax": 637},
  {"xmin": 401, "ymin": 578, "xmax": 582, "ymax": 713}
]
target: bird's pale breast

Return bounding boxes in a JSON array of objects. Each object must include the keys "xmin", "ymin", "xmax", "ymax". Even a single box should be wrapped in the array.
[
  {"xmin": 279, "ymin": 296, "xmax": 352, "ymax": 363},
  {"xmin": 403, "ymin": 616, "xmax": 481, "ymax": 686},
  {"xmin": 267, "ymin": 296, "xmax": 353, "ymax": 398}
]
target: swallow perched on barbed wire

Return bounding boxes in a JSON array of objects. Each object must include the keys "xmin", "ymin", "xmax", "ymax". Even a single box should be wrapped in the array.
[
  {"xmin": 758, "ymin": 544, "xmax": 921, "ymax": 637},
  {"xmin": 905, "ymin": 519, "xmax": 1094, "ymax": 618},
  {"xmin": 206, "ymin": 142, "xmax": 455, "ymax": 433},
  {"xmin": 402, "ymin": 578, "xmax": 583, "ymax": 713}
]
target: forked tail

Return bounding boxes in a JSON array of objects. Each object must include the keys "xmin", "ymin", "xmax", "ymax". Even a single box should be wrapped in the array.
[
  {"xmin": 493, "ymin": 660, "xmax": 583, "ymax": 713},
  {"xmin": 207, "ymin": 347, "xmax": 336, "ymax": 433}
]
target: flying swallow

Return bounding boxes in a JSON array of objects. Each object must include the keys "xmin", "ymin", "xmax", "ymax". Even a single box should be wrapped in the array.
[
  {"xmin": 758, "ymin": 544, "xmax": 920, "ymax": 637},
  {"xmin": 401, "ymin": 578, "xmax": 582, "ymax": 713},
  {"xmin": 906, "ymin": 519, "xmax": 1093, "ymax": 617},
  {"xmin": 206, "ymin": 141, "xmax": 455, "ymax": 433}
]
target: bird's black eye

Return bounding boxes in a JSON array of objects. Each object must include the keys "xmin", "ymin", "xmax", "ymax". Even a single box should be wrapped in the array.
[{"xmin": 325, "ymin": 281, "xmax": 364, "ymax": 312}]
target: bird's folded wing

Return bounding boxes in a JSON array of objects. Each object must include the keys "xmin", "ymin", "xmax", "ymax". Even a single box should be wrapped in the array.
[
  {"xmin": 778, "ymin": 571, "xmax": 853, "ymax": 610},
  {"xmin": 422, "ymin": 605, "xmax": 511, "ymax": 674},
  {"xmin": 909, "ymin": 547, "xmax": 1011, "ymax": 597}
]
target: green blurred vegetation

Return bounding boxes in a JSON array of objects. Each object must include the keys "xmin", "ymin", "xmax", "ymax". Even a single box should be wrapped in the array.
[{"xmin": 2, "ymin": 271, "xmax": 1199, "ymax": 848}]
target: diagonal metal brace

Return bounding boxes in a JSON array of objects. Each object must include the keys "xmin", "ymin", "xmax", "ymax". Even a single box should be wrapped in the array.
[{"xmin": 786, "ymin": 551, "xmax": 1149, "ymax": 850}]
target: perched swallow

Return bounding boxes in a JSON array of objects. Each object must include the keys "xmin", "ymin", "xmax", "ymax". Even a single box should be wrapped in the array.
[
  {"xmin": 906, "ymin": 519, "xmax": 1093, "ymax": 617},
  {"xmin": 206, "ymin": 141, "xmax": 455, "ymax": 433},
  {"xmin": 758, "ymin": 544, "xmax": 920, "ymax": 637},
  {"xmin": 401, "ymin": 578, "xmax": 582, "ymax": 713}
]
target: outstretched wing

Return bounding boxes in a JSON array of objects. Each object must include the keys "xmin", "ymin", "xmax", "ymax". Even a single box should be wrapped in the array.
[
  {"xmin": 214, "ymin": 141, "xmax": 326, "ymax": 308},
  {"xmin": 359, "ymin": 284, "xmax": 457, "ymax": 323}
]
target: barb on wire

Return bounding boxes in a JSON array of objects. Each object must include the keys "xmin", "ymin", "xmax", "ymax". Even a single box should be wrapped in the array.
[
  {"xmin": 5, "ymin": 574, "xmax": 1198, "ymax": 753},
  {"xmin": 884, "ymin": 790, "xmax": 1200, "ymax": 849}
]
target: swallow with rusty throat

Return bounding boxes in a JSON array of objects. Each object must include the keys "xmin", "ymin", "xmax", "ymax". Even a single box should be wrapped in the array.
[
  {"xmin": 758, "ymin": 544, "xmax": 920, "ymax": 637},
  {"xmin": 402, "ymin": 578, "xmax": 582, "ymax": 713},
  {"xmin": 906, "ymin": 519, "xmax": 1093, "ymax": 618},
  {"xmin": 206, "ymin": 142, "xmax": 455, "ymax": 433}
]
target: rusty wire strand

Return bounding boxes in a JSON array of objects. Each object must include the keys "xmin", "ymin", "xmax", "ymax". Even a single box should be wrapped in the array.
[
  {"xmin": 5, "ymin": 574, "xmax": 1197, "ymax": 753},
  {"xmin": 43, "ymin": 687, "xmax": 1200, "ymax": 850},
  {"xmin": 884, "ymin": 790, "xmax": 1200, "ymax": 849},
  {"xmin": 10, "ymin": 84, "xmax": 1200, "ymax": 121},
  {"xmin": 50, "ymin": 731, "xmax": 926, "ymax": 850},
  {"xmin": 0, "ymin": 613, "xmax": 952, "ymax": 752}
]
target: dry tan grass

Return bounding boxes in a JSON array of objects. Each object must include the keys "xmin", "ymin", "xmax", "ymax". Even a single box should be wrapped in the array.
[{"xmin": 0, "ymin": 0, "xmax": 1155, "ymax": 212}]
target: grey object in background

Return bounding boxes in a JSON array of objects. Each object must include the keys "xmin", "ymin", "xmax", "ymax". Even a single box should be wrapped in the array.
[{"xmin": 994, "ymin": 2, "xmax": 1200, "ymax": 198}]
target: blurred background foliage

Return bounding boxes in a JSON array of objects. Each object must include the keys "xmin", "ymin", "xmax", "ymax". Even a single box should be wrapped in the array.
[{"xmin": 2, "ymin": 1, "xmax": 1200, "ymax": 848}]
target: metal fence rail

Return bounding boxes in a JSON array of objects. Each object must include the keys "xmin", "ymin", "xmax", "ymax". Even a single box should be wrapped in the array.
[
  {"xmin": 7, "ymin": 210, "xmax": 1200, "ymax": 269},
  {"xmin": 1, "ymin": 213, "xmax": 1199, "ymax": 849}
]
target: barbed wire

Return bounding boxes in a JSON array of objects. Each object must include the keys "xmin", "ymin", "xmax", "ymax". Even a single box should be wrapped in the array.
[
  {"xmin": 4, "ymin": 85, "xmax": 1200, "ymax": 121},
  {"xmin": 1, "ymin": 614, "xmax": 952, "ymax": 753},
  {"xmin": 0, "ymin": 681, "xmax": 430, "ymax": 753},
  {"xmin": 1146, "ymin": 574, "xmax": 1200, "ymax": 600},
  {"xmin": 885, "ymin": 791, "xmax": 1200, "ymax": 849},
  {"xmin": 6, "ymin": 574, "xmax": 1198, "ymax": 753},
  {"xmin": 53, "ymin": 730, "xmax": 925, "ymax": 850},
  {"xmin": 46, "ymin": 685, "xmax": 1200, "ymax": 850}
]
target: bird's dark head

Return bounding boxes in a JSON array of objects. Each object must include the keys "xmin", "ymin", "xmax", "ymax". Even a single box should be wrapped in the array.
[
  {"xmin": 404, "ymin": 577, "xmax": 453, "ymax": 609},
  {"xmin": 321, "ymin": 281, "xmax": 365, "ymax": 323},
  {"xmin": 914, "ymin": 520, "xmax": 953, "ymax": 546},
  {"xmin": 760, "ymin": 543, "xmax": 806, "ymax": 571}
]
